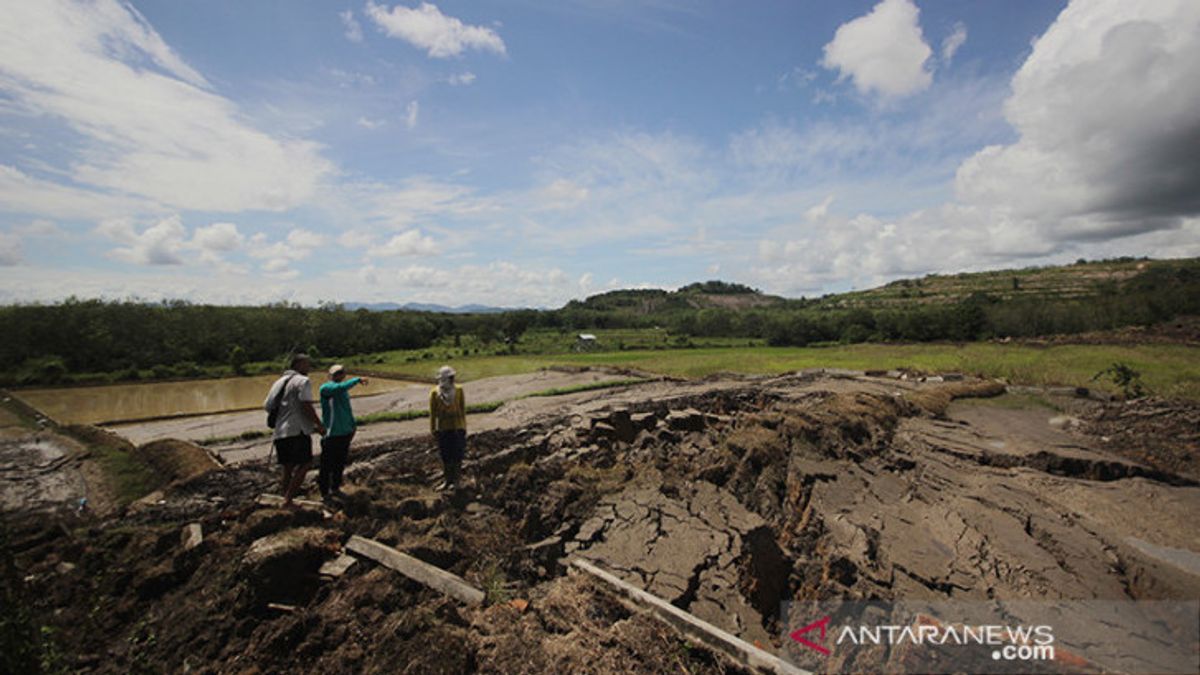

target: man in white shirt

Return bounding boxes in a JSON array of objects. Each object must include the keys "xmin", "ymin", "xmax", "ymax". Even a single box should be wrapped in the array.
[{"xmin": 263, "ymin": 354, "xmax": 326, "ymax": 507}]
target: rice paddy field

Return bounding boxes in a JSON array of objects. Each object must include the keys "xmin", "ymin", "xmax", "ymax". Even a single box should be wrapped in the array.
[{"xmin": 352, "ymin": 337, "xmax": 1200, "ymax": 401}]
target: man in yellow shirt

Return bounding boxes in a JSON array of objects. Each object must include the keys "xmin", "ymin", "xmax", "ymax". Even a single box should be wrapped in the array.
[{"xmin": 430, "ymin": 365, "xmax": 466, "ymax": 489}]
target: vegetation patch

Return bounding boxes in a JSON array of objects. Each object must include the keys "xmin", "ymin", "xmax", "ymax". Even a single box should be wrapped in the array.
[{"xmin": 63, "ymin": 425, "xmax": 161, "ymax": 506}]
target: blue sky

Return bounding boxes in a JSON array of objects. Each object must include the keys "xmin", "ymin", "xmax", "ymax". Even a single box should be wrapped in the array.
[{"xmin": 1, "ymin": 0, "xmax": 1198, "ymax": 307}]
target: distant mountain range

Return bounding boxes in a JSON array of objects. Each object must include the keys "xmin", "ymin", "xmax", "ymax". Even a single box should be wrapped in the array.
[{"xmin": 342, "ymin": 302, "xmax": 513, "ymax": 314}]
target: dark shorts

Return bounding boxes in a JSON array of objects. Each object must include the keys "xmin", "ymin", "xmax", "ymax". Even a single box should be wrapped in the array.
[
  {"xmin": 275, "ymin": 434, "xmax": 313, "ymax": 465},
  {"xmin": 435, "ymin": 429, "xmax": 467, "ymax": 465}
]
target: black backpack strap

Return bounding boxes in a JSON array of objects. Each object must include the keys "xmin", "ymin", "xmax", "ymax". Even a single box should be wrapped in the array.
[{"xmin": 269, "ymin": 373, "xmax": 299, "ymax": 413}]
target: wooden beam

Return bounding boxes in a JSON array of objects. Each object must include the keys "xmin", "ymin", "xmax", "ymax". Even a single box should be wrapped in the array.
[
  {"xmin": 346, "ymin": 535, "xmax": 485, "ymax": 606},
  {"xmin": 570, "ymin": 558, "xmax": 810, "ymax": 675}
]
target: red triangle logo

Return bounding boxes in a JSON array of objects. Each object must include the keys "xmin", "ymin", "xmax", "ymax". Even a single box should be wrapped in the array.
[{"xmin": 790, "ymin": 616, "xmax": 831, "ymax": 655}]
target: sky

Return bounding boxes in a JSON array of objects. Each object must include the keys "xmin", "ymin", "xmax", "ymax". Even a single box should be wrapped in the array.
[{"xmin": 1, "ymin": 0, "xmax": 1198, "ymax": 308}]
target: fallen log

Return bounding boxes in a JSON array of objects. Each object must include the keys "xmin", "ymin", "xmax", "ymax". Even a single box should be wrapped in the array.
[
  {"xmin": 346, "ymin": 535, "xmax": 484, "ymax": 606},
  {"xmin": 570, "ymin": 558, "xmax": 809, "ymax": 675}
]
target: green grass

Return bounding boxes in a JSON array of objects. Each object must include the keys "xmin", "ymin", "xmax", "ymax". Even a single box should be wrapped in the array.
[
  {"xmin": 89, "ymin": 443, "xmax": 161, "ymax": 506},
  {"xmin": 363, "ymin": 342, "xmax": 1200, "ymax": 400}
]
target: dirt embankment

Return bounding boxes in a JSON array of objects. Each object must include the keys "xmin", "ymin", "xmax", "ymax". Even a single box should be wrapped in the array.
[{"xmin": 3, "ymin": 374, "xmax": 1198, "ymax": 673}]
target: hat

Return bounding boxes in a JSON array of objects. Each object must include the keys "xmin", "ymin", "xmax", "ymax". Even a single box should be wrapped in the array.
[
  {"xmin": 437, "ymin": 365, "xmax": 456, "ymax": 380},
  {"xmin": 328, "ymin": 364, "xmax": 345, "ymax": 376}
]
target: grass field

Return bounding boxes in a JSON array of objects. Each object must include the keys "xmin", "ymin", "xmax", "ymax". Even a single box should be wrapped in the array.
[{"xmin": 362, "ymin": 342, "xmax": 1200, "ymax": 400}]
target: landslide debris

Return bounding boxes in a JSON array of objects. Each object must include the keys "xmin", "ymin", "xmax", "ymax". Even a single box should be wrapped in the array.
[{"xmin": 3, "ymin": 374, "xmax": 1197, "ymax": 673}]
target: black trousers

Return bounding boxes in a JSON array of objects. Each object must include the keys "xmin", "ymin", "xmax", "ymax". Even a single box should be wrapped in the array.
[{"xmin": 318, "ymin": 434, "xmax": 353, "ymax": 495}]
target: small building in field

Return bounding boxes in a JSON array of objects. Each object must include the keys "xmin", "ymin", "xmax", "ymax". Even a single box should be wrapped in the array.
[{"xmin": 574, "ymin": 334, "xmax": 599, "ymax": 351}]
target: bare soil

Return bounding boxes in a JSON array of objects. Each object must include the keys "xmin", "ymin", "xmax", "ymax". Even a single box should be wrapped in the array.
[{"xmin": 3, "ymin": 371, "xmax": 1198, "ymax": 673}]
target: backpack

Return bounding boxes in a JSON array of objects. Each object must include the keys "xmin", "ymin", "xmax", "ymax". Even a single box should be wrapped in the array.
[{"xmin": 266, "ymin": 374, "xmax": 297, "ymax": 429}]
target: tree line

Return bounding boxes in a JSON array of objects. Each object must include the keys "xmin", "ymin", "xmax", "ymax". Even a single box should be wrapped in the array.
[{"xmin": 4, "ymin": 261, "xmax": 1197, "ymax": 385}]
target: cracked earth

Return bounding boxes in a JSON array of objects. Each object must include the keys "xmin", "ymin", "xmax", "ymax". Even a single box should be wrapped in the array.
[{"xmin": 3, "ymin": 370, "xmax": 1198, "ymax": 673}]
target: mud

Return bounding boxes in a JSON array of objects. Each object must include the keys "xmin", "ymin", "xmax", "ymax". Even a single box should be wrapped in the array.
[{"xmin": 3, "ymin": 372, "xmax": 1199, "ymax": 673}]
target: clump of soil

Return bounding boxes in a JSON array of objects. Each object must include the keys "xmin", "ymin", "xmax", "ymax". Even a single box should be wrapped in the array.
[{"xmin": 133, "ymin": 439, "xmax": 222, "ymax": 484}]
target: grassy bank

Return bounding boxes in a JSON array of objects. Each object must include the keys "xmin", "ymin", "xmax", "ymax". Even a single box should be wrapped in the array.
[{"xmin": 364, "ymin": 343, "xmax": 1200, "ymax": 400}]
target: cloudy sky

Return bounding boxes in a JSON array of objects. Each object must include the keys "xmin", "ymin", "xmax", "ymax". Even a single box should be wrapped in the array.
[{"xmin": 1, "ymin": 0, "xmax": 1198, "ymax": 307}]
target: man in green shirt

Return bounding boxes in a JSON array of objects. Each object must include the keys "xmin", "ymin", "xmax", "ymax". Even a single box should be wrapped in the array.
[{"xmin": 318, "ymin": 364, "xmax": 367, "ymax": 501}]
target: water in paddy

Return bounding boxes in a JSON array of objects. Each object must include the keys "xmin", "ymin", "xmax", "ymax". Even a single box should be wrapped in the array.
[{"xmin": 16, "ymin": 374, "xmax": 419, "ymax": 425}]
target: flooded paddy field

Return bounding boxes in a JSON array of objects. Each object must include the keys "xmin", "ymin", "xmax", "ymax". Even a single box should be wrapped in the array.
[{"xmin": 12, "ymin": 374, "xmax": 420, "ymax": 425}]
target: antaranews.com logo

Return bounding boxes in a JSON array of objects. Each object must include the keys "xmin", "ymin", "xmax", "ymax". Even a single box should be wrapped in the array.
[
  {"xmin": 781, "ymin": 600, "xmax": 1199, "ymax": 675},
  {"xmin": 790, "ymin": 615, "xmax": 1055, "ymax": 661}
]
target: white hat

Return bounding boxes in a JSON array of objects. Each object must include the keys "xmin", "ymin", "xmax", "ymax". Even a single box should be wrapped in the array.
[
  {"xmin": 328, "ymin": 364, "xmax": 345, "ymax": 376},
  {"xmin": 437, "ymin": 365, "xmax": 456, "ymax": 380}
]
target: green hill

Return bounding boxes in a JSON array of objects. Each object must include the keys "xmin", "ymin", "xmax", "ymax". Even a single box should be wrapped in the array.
[{"xmin": 813, "ymin": 257, "xmax": 1200, "ymax": 309}]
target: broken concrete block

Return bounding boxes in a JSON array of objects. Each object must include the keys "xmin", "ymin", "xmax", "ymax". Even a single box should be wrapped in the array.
[
  {"xmin": 181, "ymin": 523, "xmax": 203, "ymax": 551},
  {"xmin": 319, "ymin": 553, "xmax": 357, "ymax": 578}
]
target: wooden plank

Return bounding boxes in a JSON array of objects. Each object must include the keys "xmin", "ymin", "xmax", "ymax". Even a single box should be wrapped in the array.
[
  {"xmin": 346, "ymin": 535, "xmax": 485, "ymax": 606},
  {"xmin": 570, "ymin": 558, "xmax": 810, "ymax": 675}
]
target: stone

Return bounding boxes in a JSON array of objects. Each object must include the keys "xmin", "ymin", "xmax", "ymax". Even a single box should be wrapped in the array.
[{"xmin": 181, "ymin": 523, "xmax": 203, "ymax": 551}]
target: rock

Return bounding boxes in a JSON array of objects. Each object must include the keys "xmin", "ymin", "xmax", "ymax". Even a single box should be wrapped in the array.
[
  {"xmin": 181, "ymin": 523, "xmax": 203, "ymax": 551},
  {"xmin": 942, "ymin": 372, "xmax": 965, "ymax": 381}
]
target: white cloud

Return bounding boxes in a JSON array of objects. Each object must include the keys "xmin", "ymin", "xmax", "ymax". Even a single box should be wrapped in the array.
[
  {"xmin": 370, "ymin": 230, "xmax": 438, "ymax": 257},
  {"xmin": 17, "ymin": 219, "xmax": 65, "ymax": 237},
  {"xmin": 340, "ymin": 9, "xmax": 364, "ymax": 43},
  {"xmin": 447, "ymin": 72, "xmax": 476, "ymax": 86},
  {"xmin": 338, "ymin": 229, "xmax": 377, "ymax": 249},
  {"xmin": 247, "ymin": 228, "xmax": 327, "ymax": 263},
  {"xmin": 338, "ymin": 176, "xmax": 490, "ymax": 230},
  {"xmin": 357, "ymin": 116, "xmax": 385, "ymax": 130},
  {"xmin": 805, "ymin": 195, "xmax": 835, "ymax": 222},
  {"xmin": 326, "ymin": 68, "xmax": 377, "ymax": 88},
  {"xmin": 364, "ymin": 2, "xmax": 506, "ymax": 58},
  {"xmin": 96, "ymin": 214, "xmax": 187, "ymax": 265},
  {"xmin": 286, "ymin": 229, "xmax": 327, "ymax": 251},
  {"xmin": 821, "ymin": 0, "xmax": 933, "ymax": 98},
  {"xmin": 192, "ymin": 222, "xmax": 244, "ymax": 253},
  {"xmin": 0, "ymin": 232, "xmax": 22, "ymax": 266},
  {"xmin": 955, "ymin": 0, "xmax": 1200, "ymax": 242},
  {"xmin": 261, "ymin": 258, "xmax": 300, "ymax": 280},
  {"xmin": 941, "ymin": 22, "xmax": 967, "ymax": 63},
  {"xmin": 0, "ymin": 165, "xmax": 159, "ymax": 220},
  {"xmin": 0, "ymin": 1, "xmax": 333, "ymax": 213},
  {"xmin": 405, "ymin": 100, "xmax": 420, "ymax": 130},
  {"xmin": 534, "ymin": 179, "xmax": 589, "ymax": 211}
]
